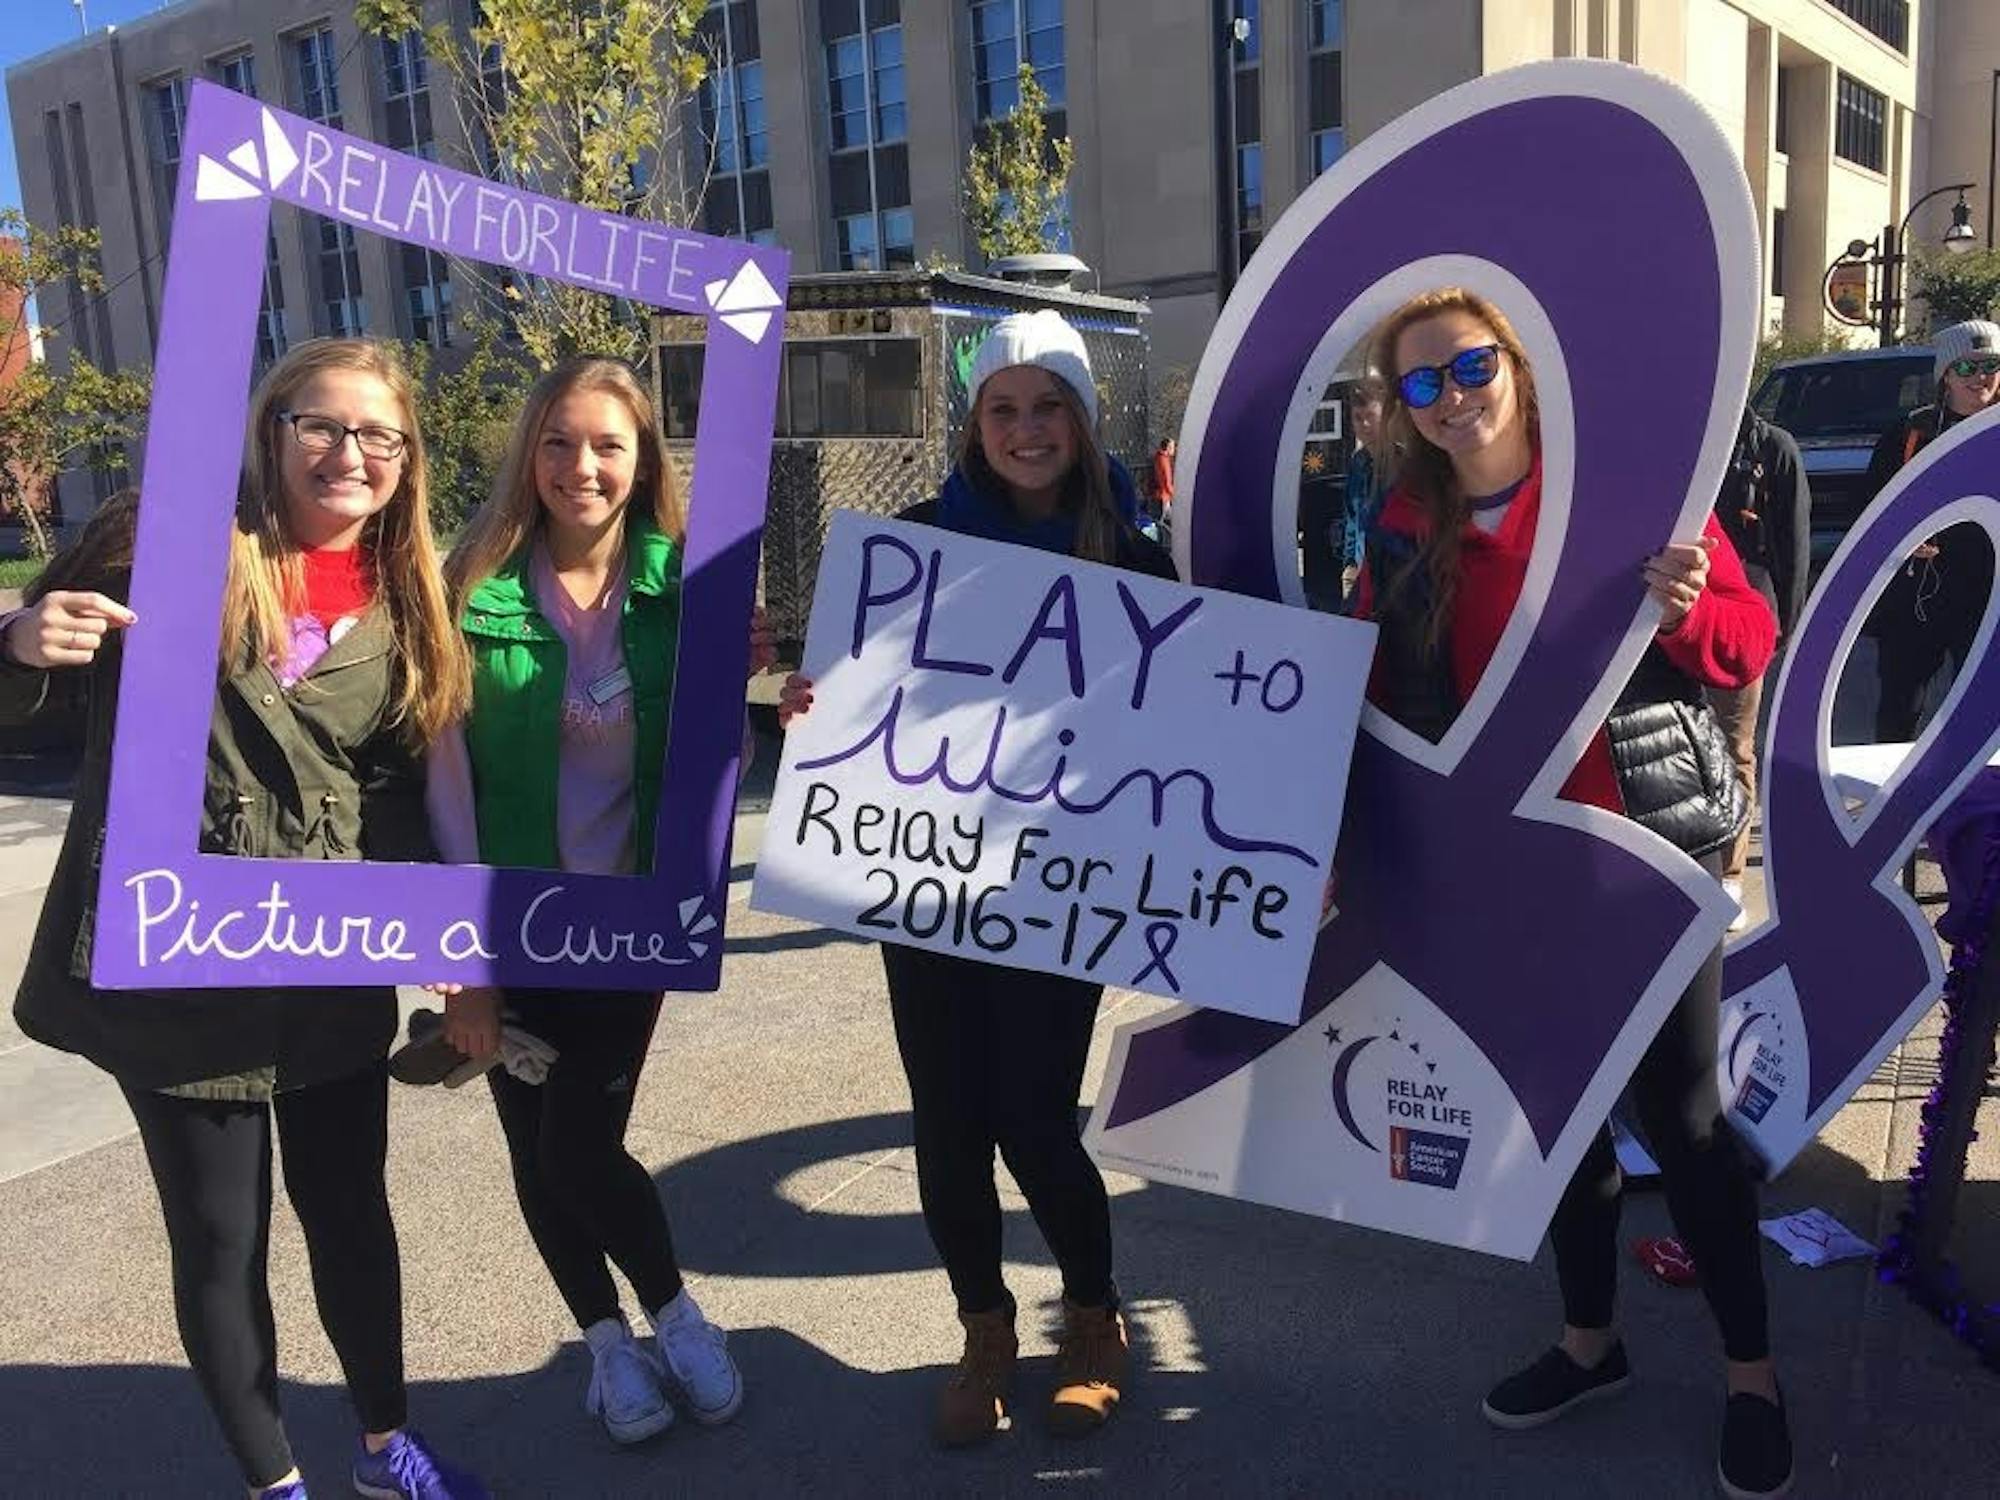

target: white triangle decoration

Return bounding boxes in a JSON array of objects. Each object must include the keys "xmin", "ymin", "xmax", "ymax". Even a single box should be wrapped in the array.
[
  {"xmin": 721, "ymin": 310, "xmax": 774, "ymax": 344},
  {"xmin": 225, "ymin": 139, "xmax": 262, "ymax": 180},
  {"xmin": 678, "ymin": 896, "xmax": 705, "ymax": 927},
  {"xmin": 261, "ymin": 110, "xmax": 300, "ymax": 190},
  {"xmin": 194, "ymin": 155, "xmax": 263, "ymax": 203},
  {"xmin": 703, "ymin": 278, "xmax": 730, "ymax": 307},
  {"xmin": 714, "ymin": 261, "xmax": 780, "ymax": 314}
]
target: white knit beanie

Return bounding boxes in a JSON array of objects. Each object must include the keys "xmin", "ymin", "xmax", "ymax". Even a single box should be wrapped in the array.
[
  {"xmin": 1932, "ymin": 319, "xmax": 2000, "ymax": 381},
  {"xmin": 968, "ymin": 309, "xmax": 1099, "ymax": 427}
]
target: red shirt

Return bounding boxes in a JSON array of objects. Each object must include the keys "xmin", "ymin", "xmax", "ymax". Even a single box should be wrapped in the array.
[
  {"xmin": 1150, "ymin": 450, "xmax": 1176, "ymax": 504},
  {"xmin": 298, "ymin": 545, "xmax": 376, "ymax": 627},
  {"xmin": 1358, "ymin": 460, "xmax": 1776, "ymax": 813}
]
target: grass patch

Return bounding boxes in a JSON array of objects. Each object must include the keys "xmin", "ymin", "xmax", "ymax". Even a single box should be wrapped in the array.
[{"xmin": 0, "ymin": 557, "xmax": 44, "ymax": 591}]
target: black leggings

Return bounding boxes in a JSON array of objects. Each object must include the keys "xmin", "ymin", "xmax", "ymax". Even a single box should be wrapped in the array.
[
  {"xmin": 122, "ymin": 1065, "xmax": 405, "ymax": 1490},
  {"xmin": 884, "ymin": 945, "xmax": 1115, "ymax": 1317},
  {"xmin": 488, "ymin": 989, "xmax": 684, "ymax": 1330},
  {"xmin": 1548, "ymin": 874, "xmax": 1770, "ymax": 1362}
]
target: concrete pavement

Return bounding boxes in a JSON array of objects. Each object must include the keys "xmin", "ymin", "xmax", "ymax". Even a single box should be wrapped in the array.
[{"xmin": 0, "ymin": 720, "xmax": 1995, "ymax": 1497}]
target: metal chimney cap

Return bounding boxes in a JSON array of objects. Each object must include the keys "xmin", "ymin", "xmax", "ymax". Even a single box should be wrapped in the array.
[{"xmin": 986, "ymin": 252, "xmax": 1092, "ymax": 287}]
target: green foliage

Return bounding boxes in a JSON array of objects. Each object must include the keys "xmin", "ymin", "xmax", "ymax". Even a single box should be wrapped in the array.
[
  {"xmin": 0, "ymin": 209, "xmax": 152, "ymax": 558},
  {"xmin": 1752, "ymin": 327, "xmax": 1855, "ymax": 395},
  {"xmin": 360, "ymin": 0, "xmax": 710, "ymax": 371},
  {"xmin": 1906, "ymin": 249, "xmax": 2000, "ymax": 333},
  {"xmin": 404, "ymin": 316, "xmax": 534, "ymax": 538},
  {"xmin": 965, "ymin": 65, "xmax": 1075, "ymax": 264}
]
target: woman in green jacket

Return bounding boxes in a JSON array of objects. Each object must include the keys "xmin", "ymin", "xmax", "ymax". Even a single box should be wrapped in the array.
[
  {"xmin": 0, "ymin": 339, "xmax": 484, "ymax": 1500},
  {"xmin": 427, "ymin": 357, "xmax": 770, "ymax": 1447}
]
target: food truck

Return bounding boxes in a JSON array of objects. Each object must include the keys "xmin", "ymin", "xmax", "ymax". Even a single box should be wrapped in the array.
[{"xmin": 652, "ymin": 266, "xmax": 1152, "ymax": 656}]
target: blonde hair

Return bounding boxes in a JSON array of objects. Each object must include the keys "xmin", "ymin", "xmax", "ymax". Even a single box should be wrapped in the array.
[
  {"xmin": 1369, "ymin": 288, "xmax": 1541, "ymax": 650},
  {"xmin": 958, "ymin": 372, "xmax": 1121, "ymax": 565},
  {"xmin": 447, "ymin": 357, "xmax": 684, "ymax": 602},
  {"xmin": 224, "ymin": 338, "xmax": 468, "ymax": 743}
]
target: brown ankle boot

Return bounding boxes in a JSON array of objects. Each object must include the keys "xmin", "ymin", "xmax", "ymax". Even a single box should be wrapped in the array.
[
  {"xmin": 935, "ymin": 1307, "xmax": 1017, "ymax": 1447},
  {"xmin": 1049, "ymin": 1300, "xmax": 1129, "ymax": 1436}
]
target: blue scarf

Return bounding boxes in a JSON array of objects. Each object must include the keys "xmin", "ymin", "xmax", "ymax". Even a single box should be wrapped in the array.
[{"xmin": 933, "ymin": 456, "xmax": 1143, "ymax": 555}]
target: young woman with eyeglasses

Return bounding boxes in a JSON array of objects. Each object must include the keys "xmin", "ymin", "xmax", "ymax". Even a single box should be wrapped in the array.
[
  {"xmin": 1357, "ymin": 289, "xmax": 1790, "ymax": 1499},
  {"xmin": 0, "ymin": 339, "xmax": 485, "ymax": 1500},
  {"xmin": 1861, "ymin": 319, "xmax": 2000, "ymax": 743}
]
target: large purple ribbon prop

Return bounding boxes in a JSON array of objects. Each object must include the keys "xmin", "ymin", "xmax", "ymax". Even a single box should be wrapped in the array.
[
  {"xmin": 92, "ymin": 81, "xmax": 787, "ymax": 991},
  {"xmin": 1100, "ymin": 63, "xmax": 1759, "ymax": 1165},
  {"xmin": 1099, "ymin": 61, "xmax": 2000, "ymax": 1197},
  {"xmin": 1721, "ymin": 421, "xmax": 2000, "ymax": 1165}
]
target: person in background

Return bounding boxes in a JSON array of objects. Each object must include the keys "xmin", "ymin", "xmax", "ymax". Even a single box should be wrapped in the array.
[
  {"xmin": 778, "ymin": 311, "xmax": 1172, "ymax": 1450},
  {"xmin": 1709, "ymin": 407, "xmax": 1810, "ymax": 930},
  {"xmin": 0, "ymin": 340, "xmax": 485, "ymax": 1500},
  {"xmin": 1148, "ymin": 436, "xmax": 1177, "ymax": 517},
  {"xmin": 1862, "ymin": 319, "xmax": 2000, "ymax": 745},
  {"xmin": 1359, "ymin": 288, "xmax": 1789, "ymax": 1500},
  {"xmin": 1339, "ymin": 375, "xmax": 1390, "ymax": 612}
]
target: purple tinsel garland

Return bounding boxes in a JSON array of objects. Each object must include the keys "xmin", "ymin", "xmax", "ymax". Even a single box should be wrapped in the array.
[{"xmin": 1876, "ymin": 815, "xmax": 2000, "ymax": 1370}]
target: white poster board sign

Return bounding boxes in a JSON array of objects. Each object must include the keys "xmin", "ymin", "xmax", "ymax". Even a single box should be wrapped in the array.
[{"xmin": 753, "ymin": 511, "xmax": 1374, "ymax": 1023}]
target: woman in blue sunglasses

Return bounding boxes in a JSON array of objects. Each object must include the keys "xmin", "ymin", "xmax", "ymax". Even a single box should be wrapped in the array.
[{"xmin": 1355, "ymin": 288, "xmax": 1789, "ymax": 1500}]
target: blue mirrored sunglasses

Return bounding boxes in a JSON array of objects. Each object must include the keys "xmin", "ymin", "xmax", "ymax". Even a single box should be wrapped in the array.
[{"xmin": 1397, "ymin": 344, "xmax": 1503, "ymax": 410}]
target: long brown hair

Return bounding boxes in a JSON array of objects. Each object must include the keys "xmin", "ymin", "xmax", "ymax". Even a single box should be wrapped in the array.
[
  {"xmin": 957, "ymin": 372, "xmax": 1121, "ymax": 564},
  {"xmin": 1370, "ymin": 288, "xmax": 1541, "ymax": 651},
  {"xmin": 447, "ymin": 357, "xmax": 684, "ymax": 603},
  {"xmin": 226, "ymin": 338, "xmax": 467, "ymax": 743}
]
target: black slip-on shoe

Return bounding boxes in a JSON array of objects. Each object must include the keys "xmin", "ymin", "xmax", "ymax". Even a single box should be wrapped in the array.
[{"xmin": 1480, "ymin": 1342, "xmax": 1632, "ymax": 1430}]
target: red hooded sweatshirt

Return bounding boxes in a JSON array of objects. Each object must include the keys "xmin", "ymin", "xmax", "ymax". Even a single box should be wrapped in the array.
[{"xmin": 1357, "ymin": 458, "xmax": 1776, "ymax": 813}]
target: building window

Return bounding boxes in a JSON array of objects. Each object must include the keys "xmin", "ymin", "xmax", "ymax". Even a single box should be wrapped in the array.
[
  {"xmin": 293, "ymin": 25, "xmax": 344, "ymax": 129},
  {"xmin": 972, "ymin": 0, "xmax": 1063, "ymax": 121},
  {"xmin": 290, "ymin": 27, "xmax": 367, "ymax": 337},
  {"xmin": 1774, "ymin": 67, "xmax": 1791, "ymax": 156},
  {"xmin": 1308, "ymin": 0, "xmax": 1342, "ymax": 48},
  {"xmin": 209, "ymin": 53, "xmax": 289, "ymax": 364},
  {"xmin": 1833, "ymin": 73, "xmax": 1886, "ymax": 174},
  {"xmin": 1229, "ymin": 0, "xmax": 1262, "ymax": 272},
  {"xmin": 825, "ymin": 0, "xmax": 913, "ymax": 271},
  {"xmin": 380, "ymin": 30, "xmax": 436, "ymax": 159},
  {"xmin": 700, "ymin": 2, "xmax": 777, "ymax": 244},
  {"xmin": 1825, "ymin": 0, "xmax": 1908, "ymax": 55},
  {"xmin": 145, "ymin": 75, "xmax": 189, "ymax": 235},
  {"xmin": 1770, "ymin": 207, "xmax": 1786, "ymax": 298},
  {"xmin": 1307, "ymin": 0, "xmax": 1342, "ymax": 177},
  {"xmin": 380, "ymin": 31, "xmax": 450, "ymax": 342},
  {"xmin": 215, "ymin": 52, "xmax": 256, "ymax": 98}
]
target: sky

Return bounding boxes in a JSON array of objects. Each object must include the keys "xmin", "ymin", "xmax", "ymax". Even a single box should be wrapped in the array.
[{"xmin": 1, "ymin": 0, "xmax": 183, "ymax": 217}]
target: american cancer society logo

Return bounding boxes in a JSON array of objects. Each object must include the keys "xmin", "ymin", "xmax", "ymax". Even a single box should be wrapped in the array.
[
  {"xmin": 1725, "ymin": 1008, "xmax": 1788, "ymax": 1126},
  {"xmin": 1325, "ymin": 1018, "xmax": 1473, "ymax": 1190}
]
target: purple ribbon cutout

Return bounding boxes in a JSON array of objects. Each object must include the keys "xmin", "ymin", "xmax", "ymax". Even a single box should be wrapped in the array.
[
  {"xmin": 1723, "ymin": 424, "xmax": 2000, "ymax": 1146},
  {"xmin": 1101, "ymin": 89, "xmax": 1745, "ymax": 1155}
]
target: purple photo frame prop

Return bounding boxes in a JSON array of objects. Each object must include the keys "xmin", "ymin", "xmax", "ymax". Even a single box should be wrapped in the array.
[{"xmin": 91, "ymin": 81, "xmax": 788, "ymax": 992}]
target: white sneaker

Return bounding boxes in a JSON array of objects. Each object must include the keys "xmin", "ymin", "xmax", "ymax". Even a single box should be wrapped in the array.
[
  {"xmin": 583, "ymin": 1315, "xmax": 674, "ymax": 1444},
  {"xmin": 1722, "ymin": 877, "xmax": 1749, "ymax": 934},
  {"xmin": 653, "ymin": 1288, "xmax": 744, "ymax": 1424}
]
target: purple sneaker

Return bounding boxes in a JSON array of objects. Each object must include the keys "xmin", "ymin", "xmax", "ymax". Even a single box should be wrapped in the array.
[
  {"xmin": 351, "ymin": 1430, "xmax": 488, "ymax": 1500},
  {"xmin": 258, "ymin": 1483, "xmax": 308, "ymax": 1500}
]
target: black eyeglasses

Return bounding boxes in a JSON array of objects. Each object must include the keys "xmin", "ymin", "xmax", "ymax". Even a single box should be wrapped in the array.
[
  {"xmin": 1397, "ymin": 345, "xmax": 1504, "ymax": 410},
  {"xmin": 1946, "ymin": 355, "xmax": 2000, "ymax": 380},
  {"xmin": 277, "ymin": 410, "xmax": 410, "ymax": 461}
]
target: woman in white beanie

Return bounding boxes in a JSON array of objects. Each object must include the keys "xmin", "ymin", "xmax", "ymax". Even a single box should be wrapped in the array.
[
  {"xmin": 1861, "ymin": 318, "xmax": 2000, "ymax": 741},
  {"xmin": 780, "ymin": 308, "xmax": 1171, "ymax": 1449}
]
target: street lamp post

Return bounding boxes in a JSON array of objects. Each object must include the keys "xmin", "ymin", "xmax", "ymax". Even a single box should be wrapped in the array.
[{"xmin": 1872, "ymin": 183, "xmax": 1978, "ymax": 345}]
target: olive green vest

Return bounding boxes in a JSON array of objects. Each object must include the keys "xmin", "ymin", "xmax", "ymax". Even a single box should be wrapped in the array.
[{"xmin": 461, "ymin": 515, "xmax": 680, "ymax": 872}]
